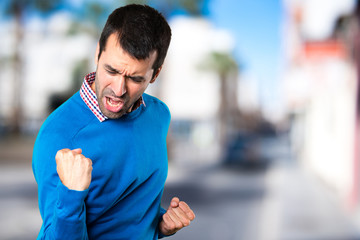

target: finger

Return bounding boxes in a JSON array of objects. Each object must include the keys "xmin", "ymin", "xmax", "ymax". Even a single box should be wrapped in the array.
[
  {"xmin": 74, "ymin": 152, "xmax": 87, "ymax": 160},
  {"xmin": 179, "ymin": 201, "xmax": 196, "ymax": 220},
  {"xmin": 86, "ymin": 158, "xmax": 93, "ymax": 166},
  {"xmin": 84, "ymin": 158, "xmax": 93, "ymax": 172},
  {"xmin": 160, "ymin": 213, "xmax": 177, "ymax": 235},
  {"xmin": 55, "ymin": 148, "xmax": 70, "ymax": 162},
  {"xmin": 74, "ymin": 155, "xmax": 92, "ymax": 170},
  {"xmin": 170, "ymin": 197, "xmax": 180, "ymax": 208},
  {"xmin": 72, "ymin": 148, "xmax": 82, "ymax": 154},
  {"xmin": 172, "ymin": 207, "xmax": 192, "ymax": 227},
  {"xmin": 167, "ymin": 209, "xmax": 184, "ymax": 230}
]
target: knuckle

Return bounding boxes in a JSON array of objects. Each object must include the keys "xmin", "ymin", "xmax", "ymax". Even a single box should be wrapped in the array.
[
  {"xmin": 87, "ymin": 160, "xmax": 93, "ymax": 171},
  {"xmin": 55, "ymin": 149, "xmax": 65, "ymax": 158},
  {"xmin": 62, "ymin": 148, "xmax": 70, "ymax": 154},
  {"xmin": 183, "ymin": 219, "xmax": 190, "ymax": 227},
  {"xmin": 179, "ymin": 201, "xmax": 189, "ymax": 209},
  {"xmin": 169, "ymin": 222, "xmax": 177, "ymax": 230},
  {"xmin": 75, "ymin": 153, "xmax": 82, "ymax": 160},
  {"xmin": 175, "ymin": 222, "xmax": 182, "ymax": 229},
  {"xmin": 81, "ymin": 157, "xmax": 92, "ymax": 167},
  {"xmin": 56, "ymin": 149, "xmax": 70, "ymax": 162}
]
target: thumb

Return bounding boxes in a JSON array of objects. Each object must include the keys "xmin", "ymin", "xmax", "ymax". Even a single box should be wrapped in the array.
[
  {"xmin": 72, "ymin": 148, "xmax": 82, "ymax": 154},
  {"xmin": 170, "ymin": 197, "xmax": 180, "ymax": 208}
]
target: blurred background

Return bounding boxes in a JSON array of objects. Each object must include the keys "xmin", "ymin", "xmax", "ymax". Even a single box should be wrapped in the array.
[{"xmin": 1, "ymin": 0, "xmax": 360, "ymax": 239}]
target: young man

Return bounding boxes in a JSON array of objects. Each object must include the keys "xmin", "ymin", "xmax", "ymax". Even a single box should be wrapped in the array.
[{"xmin": 32, "ymin": 4, "xmax": 195, "ymax": 239}]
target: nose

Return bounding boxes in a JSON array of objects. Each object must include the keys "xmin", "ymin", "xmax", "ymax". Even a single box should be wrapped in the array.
[{"xmin": 112, "ymin": 75, "xmax": 127, "ymax": 96}]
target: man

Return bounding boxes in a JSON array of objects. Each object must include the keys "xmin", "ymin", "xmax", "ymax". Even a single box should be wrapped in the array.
[{"xmin": 32, "ymin": 4, "xmax": 195, "ymax": 239}]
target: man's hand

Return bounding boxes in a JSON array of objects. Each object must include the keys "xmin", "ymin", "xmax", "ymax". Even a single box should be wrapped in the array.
[
  {"xmin": 159, "ymin": 197, "xmax": 195, "ymax": 236},
  {"xmin": 55, "ymin": 148, "xmax": 93, "ymax": 191}
]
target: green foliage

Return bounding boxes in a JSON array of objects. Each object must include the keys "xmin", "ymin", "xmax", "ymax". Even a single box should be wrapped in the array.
[
  {"xmin": 67, "ymin": 2, "xmax": 111, "ymax": 37},
  {"xmin": 123, "ymin": 0, "xmax": 148, "ymax": 5},
  {"xmin": 199, "ymin": 51, "xmax": 239, "ymax": 75},
  {"xmin": 177, "ymin": 0, "xmax": 204, "ymax": 16},
  {"xmin": 115, "ymin": 0, "xmax": 207, "ymax": 17},
  {"xmin": 83, "ymin": 2, "xmax": 109, "ymax": 29},
  {"xmin": 71, "ymin": 58, "xmax": 90, "ymax": 91},
  {"xmin": 5, "ymin": 0, "xmax": 62, "ymax": 18},
  {"xmin": 31, "ymin": 0, "xmax": 62, "ymax": 12}
]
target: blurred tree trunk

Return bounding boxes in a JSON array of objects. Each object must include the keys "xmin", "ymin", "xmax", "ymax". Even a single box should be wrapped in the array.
[
  {"xmin": 10, "ymin": 3, "xmax": 24, "ymax": 134},
  {"xmin": 6, "ymin": 0, "xmax": 62, "ymax": 134},
  {"xmin": 199, "ymin": 52, "xmax": 240, "ymax": 147}
]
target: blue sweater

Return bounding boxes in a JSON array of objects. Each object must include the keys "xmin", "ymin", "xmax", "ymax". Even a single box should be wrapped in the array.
[{"xmin": 32, "ymin": 92, "xmax": 171, "ymax": 239}]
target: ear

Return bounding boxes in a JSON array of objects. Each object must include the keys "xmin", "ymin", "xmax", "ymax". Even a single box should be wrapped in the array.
[
  {"xmin": 95, "ymin": 42, "xmax": 100, "ymax": 65},
  {"xmin": 150, "ymin": 66, "xmax": 163, "ymax": 83}
]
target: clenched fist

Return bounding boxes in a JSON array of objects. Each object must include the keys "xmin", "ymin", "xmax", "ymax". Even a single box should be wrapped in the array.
[
  {"xmin": 55, "ymin": 148, "xmax": 93, "ymax": 191},
  {"xmin": 159, "ymin": 197, "xmax": 195, "ymax": 236}
]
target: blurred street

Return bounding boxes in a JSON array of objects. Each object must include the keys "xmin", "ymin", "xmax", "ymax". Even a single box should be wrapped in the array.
[
  {"xmin": 162, "ymin": 134, "xmax": 360, "ymax": 240},
  {"xmin": 0, "ymin": 137, "xmax": 40, "ymax": 240},
  {"xmin": 1, "ymin": 134, "xmax": 360, "ymax": 240}
]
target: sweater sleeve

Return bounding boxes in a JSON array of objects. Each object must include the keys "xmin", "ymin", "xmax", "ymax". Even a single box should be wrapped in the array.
[
  {"xmin": 51, "ymin": 182, "xmax": 89, "ymax": 239},
  {"xmin": 158, "ymin": 207, "xmax": 167, "ymax": 239},
  {"xmin": 33, "ymin": 127, "xmax": 90, "ymax": 239}
]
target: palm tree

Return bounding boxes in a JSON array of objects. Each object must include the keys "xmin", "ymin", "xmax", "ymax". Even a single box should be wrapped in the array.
[
  {"xmin": 4, "ymin": 0, "xmax": 62, "ymax": 134},
  {"xmin": 199, "ymin": 51, "xmax": 240, "ymax": 146},
  {"xmin": 66, "ymin": 2, "xmax": 111, "ymax": 94},
  {"xmin": 121, "ymin": 0, "xmax": 207, "ymax": 18}
]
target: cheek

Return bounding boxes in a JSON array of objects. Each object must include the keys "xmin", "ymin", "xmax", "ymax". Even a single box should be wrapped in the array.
[
  {"xmin": 128, "ymin": 82, "xmax": 149, "ymax": 97},
  {"xmin": 97, "ymin": 72, "xmax": 113, "ymax": 89}
]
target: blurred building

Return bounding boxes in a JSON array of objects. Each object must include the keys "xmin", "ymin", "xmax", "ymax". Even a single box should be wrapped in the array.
[
  {"xmin": 282, "ymin": 0, "xmax": 360, "ymax": 209},
  {"xmin": 1, "ymin": 9, "xmax": 255, "ymax": 165},
  {"xmin": 0, "ymin": 13, "xmax": 96, "ymax": 135},
  {"xmin": 148, "ymin": 15, "xmax": 240, "ymax": 166}
]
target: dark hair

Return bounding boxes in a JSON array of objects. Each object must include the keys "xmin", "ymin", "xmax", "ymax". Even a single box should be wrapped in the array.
[{"xmin": 98, "ymin": 4, "xmax": 172, "ymax": 74}]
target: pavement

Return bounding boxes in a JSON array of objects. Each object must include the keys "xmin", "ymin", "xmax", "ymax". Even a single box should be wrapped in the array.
[
  {"xmin": 0, "ymin": 165, "xmax": 40, "ymax": 240},
  {"xmin": 260, "ymin": 162, "xmax": 359, "ymax": 240},
  {"xmin": 162, "ymin": 161, "xmax": 360, "ymax": 240},
  {"xmin": 1, "ymin": 135, "xmax": 360, "ymax": 239}
]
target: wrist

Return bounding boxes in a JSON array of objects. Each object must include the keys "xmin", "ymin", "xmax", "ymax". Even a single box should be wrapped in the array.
[{"xmin": 159, "ymin": 220, "xmax": 177, "ymax": 236}]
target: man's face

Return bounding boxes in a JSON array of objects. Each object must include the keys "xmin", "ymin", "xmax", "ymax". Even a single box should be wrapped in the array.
[{"xmin": 92, "ymin": 33, "xmax": 159, "ymax": 119}]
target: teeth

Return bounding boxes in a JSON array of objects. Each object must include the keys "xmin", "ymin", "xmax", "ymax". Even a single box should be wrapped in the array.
[{"xmin": 107, "ymin": 98, "xmax": 121, "ymax": 107}]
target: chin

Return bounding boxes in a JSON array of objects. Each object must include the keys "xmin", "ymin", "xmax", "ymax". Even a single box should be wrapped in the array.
[{"xmin": 104, "ymin": 111, "xmax": 126, "ymax": 119}]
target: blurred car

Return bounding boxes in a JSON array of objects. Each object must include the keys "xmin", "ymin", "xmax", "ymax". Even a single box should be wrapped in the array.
[{"xmin": 222, "ymin": 131, "xmax": 269, "ymax": 169}]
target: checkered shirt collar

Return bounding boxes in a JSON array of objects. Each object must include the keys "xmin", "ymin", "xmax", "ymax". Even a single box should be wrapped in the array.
[{"xmin": 79, "ymin": 72, "xmax": 145, "ymax": 122}]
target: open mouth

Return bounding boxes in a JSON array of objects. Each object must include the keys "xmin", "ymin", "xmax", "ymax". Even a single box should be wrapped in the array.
[{"xmin": 104, "ymin": 97, "xmax": 124, "ymax": 112}]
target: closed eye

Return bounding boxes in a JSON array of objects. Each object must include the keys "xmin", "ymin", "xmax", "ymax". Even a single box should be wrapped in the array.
[
  {"xmin": 128, "ymin": 76, "xmax": 144, "ymax": 83},
  {"xmin": 104, "ymin": 64, "xmax": 120, "ymax": 75},
  {"xmin": 106, "ymin": 69, "xmax": 118, "ymax": 75}
]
